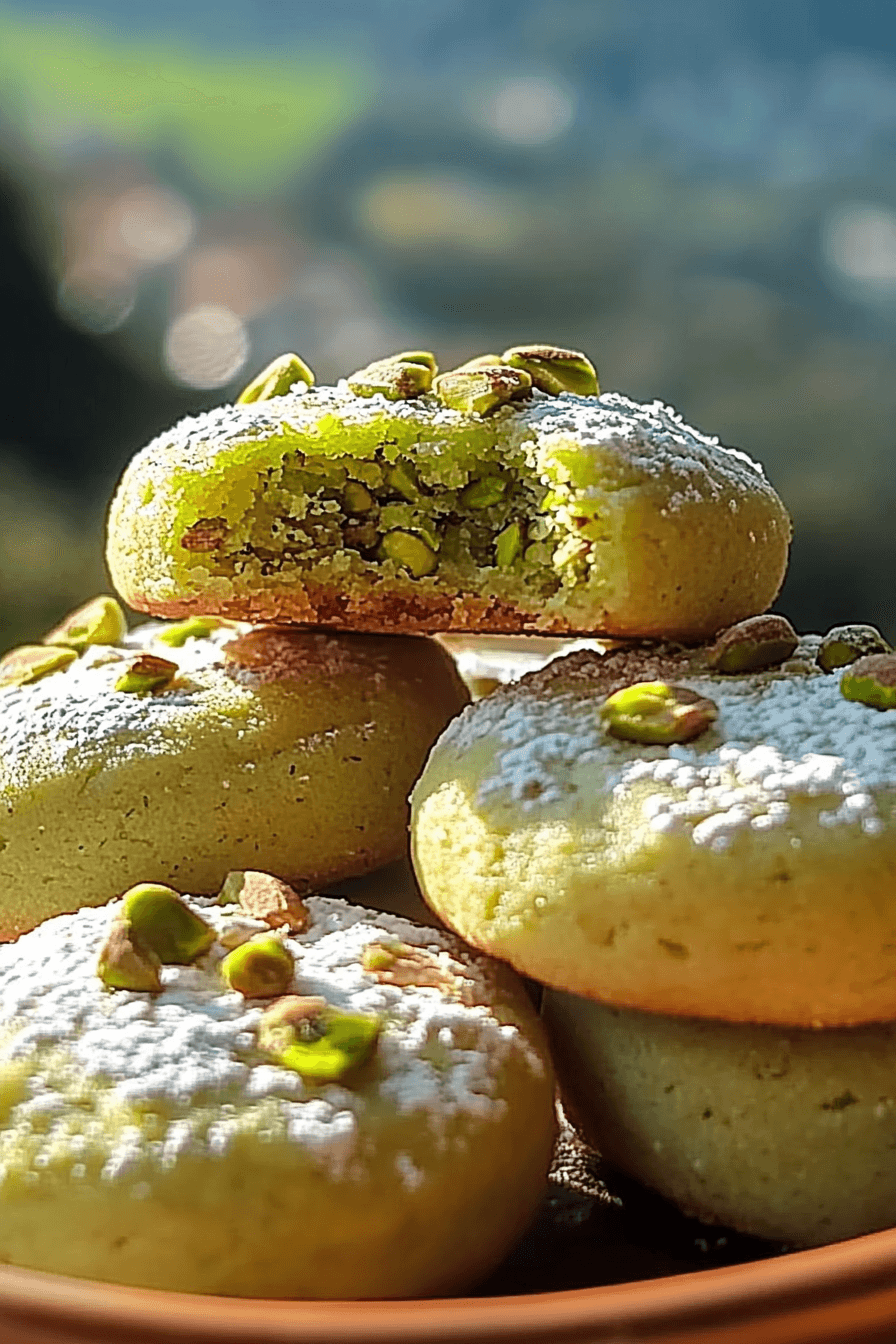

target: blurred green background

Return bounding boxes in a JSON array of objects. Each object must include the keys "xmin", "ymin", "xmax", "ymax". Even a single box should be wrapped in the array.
[{"xmin": 1, "ymin": 0, "xmax": 894, "ymax": 649}]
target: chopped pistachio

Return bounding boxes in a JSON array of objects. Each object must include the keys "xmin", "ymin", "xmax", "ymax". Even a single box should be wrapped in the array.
[
  {"xmin": 156, "ymin": 616, "xmax": 232, "ymax": 648},
  {"xmin": 120, "ymin": 883, "xmax": 215, "ymax": 964},
  {"xmin": 452, "ymin": 354, "xmax": 501, "ymax": 373},
  {"xmin": 342, "ymin": 481, "xmax": 376, "ymax": 515},
  {"xmin": 841, "ymin": 654, "xmax": 896, "ymax": 710},
  {"xmin": 469, "ymin": 675, "xmax": 502, "ymax": 699},
  {"xmin": 115, "ymin": 654, "xmax": 178, "ymax": 695},
  {"xmin": 217, "ymin": 921, "xmax": 260, "ymax": 951},
  {"xmin": 218, "ymin": 869, "xmax": 309, "ymax": 932},
  {"xmin": 361, "ymin": 942, "xmax": 407, "ymax": 973},
  {"xmin": 394, "ymin": 349, "xmax": 437, "ymax": 373},
  {"xmin": 385, "ymin": 461, "xmax": 420, "ymax": 501},
  {"xmin": 361, "ymin": 940, "xmax": 456, "ymax": 990},
  {"xmin": 818, "ymin": 624, "xmax": 892, "ymax": 673},
  {"xmin": 706, "ymin": 615, "xmax": 799, "ymax": 674},
  {"xmin": 379, "ymin": 529, "xmax": 438, "ymax": 577},
  {"xmin": 217, "ymin": 872, "xmax": 244, "ymax": 906},
  {"xmin": 237, "ymin": 353, "xmax": 314, "ymax": 403},
  {"xmin": 96, "ymin": 918, "xmax": 163, "ymax": 993},
  {"xmin": 459, "ymin": 475, "xmax": 509, "ymax": 509},
  {"xmin": 601, "ymin": 681, "xmax": 718, "ymax": 745},
  {"xmin": 344, "ymin": 520, "xmax": 380, "ymax": 551},
  {"xmin": 180, "ymin": 517, "xmax": 229, "ymax": 552},
  {"xmin": 501, "ymin": 344, "xmax": 599, "ymax": 397},
  {"xmin": 44, "ymin": 595, "xmax": 127, "ymax": 652},
  {"xmin": 347, "ymin": 357, "xmax": 432, "ymax": 400},
  {"xmin": 257, "ymin": 995, "xmax": 381, "ymax": 1083},
  {"xmin": 434, "ymin": 365, "xmax": 531, "ymax": 416},
  {"xmin": 221, "ymin": 935, "xmax": 294, "ymax": 999},
  {"xmin": 495, "ymin": 521, "xmax": 522, "ymax": 568},
  {"xmin": 0, "ymin": 644, "xmax": 77, "ymax": 688}
]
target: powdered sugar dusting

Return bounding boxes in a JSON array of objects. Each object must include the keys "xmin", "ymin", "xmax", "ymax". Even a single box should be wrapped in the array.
[
  {"xmin": 434, "ymin": 650, "xmax": 896, "ymax": 850},
  {"xmin": 0, "ymin": 896, "xmax": 541, "ymax": 1192},
  {"xmin": 123, "ymin": 383, "xmax": 772, "ymax": 512},
  {"xmin": 0, "ymin": 622, "xmax": 252, "ymax": 787},
  {"xmin": 526, "ymin": 392, "xmax": 769, "ymax": 503}
]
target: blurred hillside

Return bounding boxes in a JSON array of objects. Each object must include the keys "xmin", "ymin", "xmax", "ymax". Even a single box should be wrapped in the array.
[{"xmin": 0, "ymin": 0, "xmax": 894, "ymax": 646}]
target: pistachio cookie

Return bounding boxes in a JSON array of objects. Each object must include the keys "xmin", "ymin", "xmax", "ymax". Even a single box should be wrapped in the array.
[
  {"xmin": 106, "ymin": 346, "xmax": 790, "ymax": 642},
  {"xmin": 411, "ymin": 618, "xmax": 896, "ymax": 1027},
  {"xmin": 0, "ymin": 885, "xmax": 554, "ymax": 1296},
  {"xmin": 543, "ymin": 989, "xmax": 896, "ymax": 1246},
  {"xmin": 0, "ymin": 598, "xmax": 467, "ymax": 939}
]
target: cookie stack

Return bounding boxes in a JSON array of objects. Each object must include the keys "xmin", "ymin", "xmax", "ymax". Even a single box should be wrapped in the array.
[
  {"xmin": 400, "ymin": 382, "xmax": 896, "ymax": 1245},
  {"xmin": 0, "ymin": 338, "xmax": 878, "ymax": 1295}
]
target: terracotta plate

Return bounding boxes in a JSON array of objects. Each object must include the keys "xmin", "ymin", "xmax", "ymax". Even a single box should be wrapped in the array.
[{"xmin": 2, "ymin": 1228, "xmax": 896, "ymax": 1344}]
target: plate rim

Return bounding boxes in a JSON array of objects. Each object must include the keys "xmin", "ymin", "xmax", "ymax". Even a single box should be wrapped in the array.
[{"xmin": 2, "ymin": 1221, "xmax": 896, "ymax": 1343}]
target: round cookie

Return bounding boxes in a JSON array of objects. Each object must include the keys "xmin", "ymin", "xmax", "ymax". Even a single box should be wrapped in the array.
[
  {"xmin": 411, "ymin": 632, "xmax": 896, "ymax": 1027},
  {"xmin": 106, "ymin": 351, "xmax": 790, "ymax": 641},
  {"xmin": 543, "ymin": 987, "xmax": 896, "ymax": 1247},
  {"xmin": 0, "ymin": 604, "xmax": 467, "ymax": 939},
  {"xmin": 0, "ymin": 889, "xmax": 555, "ymax": 1296}
]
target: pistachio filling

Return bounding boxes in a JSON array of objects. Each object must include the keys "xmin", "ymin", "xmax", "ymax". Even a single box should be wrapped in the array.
[
  {"xmin": 159, "ymin": 343, "xmax": 615, "ymax": 607},
  {"xmin": 176, "ymin": 446, "xmax": 597, "ymax": 599}
]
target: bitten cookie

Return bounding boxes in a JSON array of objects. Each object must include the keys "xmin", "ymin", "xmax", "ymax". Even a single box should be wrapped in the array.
[
  {"xmin": 543, "ymin": 987, "xmax": 896, "ymax": 1247},
  {"xmin": 0, "ymin": 888, "xmax": 554, "ymax": 1296},
  {"xmin": 0, "ymin": 599, "xmax": 467, "ymax": 939},
  {"xmin": 106, "ymin": 347, "xmax": 790, "ymax": 641},
  {"xmin": 411, "ymin": 620, "xmax": 896, "ymax": 1027}
]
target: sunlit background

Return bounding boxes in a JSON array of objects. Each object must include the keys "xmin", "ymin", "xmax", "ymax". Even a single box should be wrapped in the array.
[{"xmin": 1, "ymin": 0, "xmax": 895, "ymax": 648}]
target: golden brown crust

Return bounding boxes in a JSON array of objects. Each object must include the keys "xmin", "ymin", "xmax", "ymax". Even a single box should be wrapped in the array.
[{"xmin": 122, "ymin": 587, "xmax": 769, "ymax": 644}]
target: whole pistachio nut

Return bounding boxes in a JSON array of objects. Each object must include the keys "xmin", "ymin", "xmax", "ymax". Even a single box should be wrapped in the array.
[
  {"xmin": 115, "ymin": 654, "xmax": 178, "ymax": 695},
  {"xmin": 120, "ymin": 883, "xmax": 215, "ymax": 964},
  {"xmin": 342, "ymin": 481, "xmax": 376, "ymax": 515},
  {"xmin": 818, "ymin": 624, "xmax": 892, "ymax": 673},
  {"xmin": 706, "ymin": 614, "xmax": 799, "ymax": 674},
  {"xmin": 237, "ymin": 353, "xmax": 314, "ymax": 404},
  {"xmin": 44, "ymin": 595, "xmax": 127, "ymax": 652},
  {"xmin": 347, "ymin": 357, "xmax": 433, "ymax": 400},
  {"xmin": 495, "ymin": 521, "xmax": 523, "ymax": 568},
  {"xmin": 97, "ymin": 917, "xmax": 163, "ymax": 993},
  {"xmin": 257, "ymin": 995, "xmax": 381, "ymax": 1083},
  {"xmin": 218, "ymin": 869, "xmax": 309, "ymax": 932},
  {"xmin": 840, "ymin": 654, "xmax": 896, "ymax": 710},
  {"xmin": 221, "ymin": 934, "xmax": 294, "ymax": 999},
  {"xmin": 378, "ymin": 529, "xmax": 438, "ymax": 577},
  {"xmin": 434, "ymin": 364, "xmax": 532, "ymax": 416},
  {"xmin": 157, "ymin": 616, "xmax": 234, "ymax": 648},
  {"xmin": 0, "ymin": 644, "xmax": 77, "ymax": 688},
  {"xmin": 459, "ymin": 474, "xmax": 509, "ymax": 509},
  {"xmin": 501, "ymin": 344, "xmax": 599, "ymax": 397},
  {"xmin": 601, "ymin": 681, "xmax": 718, "ymax": 745}
]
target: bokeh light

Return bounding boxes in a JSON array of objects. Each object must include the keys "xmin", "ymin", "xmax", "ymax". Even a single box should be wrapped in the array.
[
  {"xmin": 1, "ymin": 0, "xmax": 896, "ymax": 650},
  {"xmin": 823, "ymin": 202, "xmax": 896, "ymax": 290},
  {"xmin": 475, "ymin": 75, "xmax": 576, "ymax": 146},
  {"xmin": 163, "ymin": 304, "xmax": 249, "ymax": 389}
]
